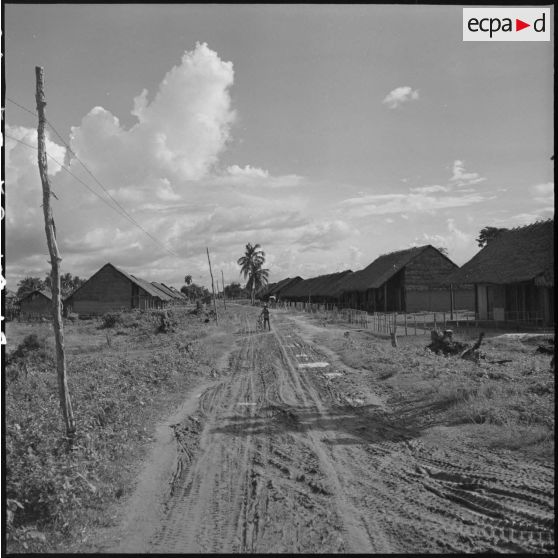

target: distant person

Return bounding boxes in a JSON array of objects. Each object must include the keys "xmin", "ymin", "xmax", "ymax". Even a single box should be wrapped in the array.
[{"xmin": 260, "ymin": 303, "xmax": 271, "ymax": 331}]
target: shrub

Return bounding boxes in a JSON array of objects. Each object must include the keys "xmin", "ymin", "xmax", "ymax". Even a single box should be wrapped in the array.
[
  {"xmin": 8, "ymin": 334, "xmax": 47, "ymax": 364},
  {"xmin": 100, "ymin": 313, "xmax": 123, "ymax": 329}
]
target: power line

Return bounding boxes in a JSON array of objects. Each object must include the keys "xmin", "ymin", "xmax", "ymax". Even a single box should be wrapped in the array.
[
  {"xmin": 6, "ymin": 97, "xmax": 158, "ymax": 250},
  {"xmin": 6, "ymin": 97, "xmax": 37, "ymax": 118},
  {"xmin": 6, "ymin": 134, "xmax": 127, "ymax": 211},
  {"xmin": 5, "ymin": 133, "xmax": 181, "ymax": 258}
]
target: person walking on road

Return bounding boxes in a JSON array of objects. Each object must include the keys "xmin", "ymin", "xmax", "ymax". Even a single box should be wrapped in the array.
[{"xmin": 260, "ymin": 303, "xmax": 271, "ymax": 331}]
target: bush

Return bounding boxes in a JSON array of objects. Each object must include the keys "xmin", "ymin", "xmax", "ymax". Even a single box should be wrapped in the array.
[
  {"xmin": 99, "ymin": 313, "xmax": 123, "ymax": 329},
  {"xmin": 8, "ymin": 334, "xmax": 47, "ymax": 363}
]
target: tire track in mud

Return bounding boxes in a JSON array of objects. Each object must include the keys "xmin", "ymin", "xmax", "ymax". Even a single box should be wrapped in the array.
[
  {"xmin": 271, "ymin": 323, "xmax": 394, "ymax": 553},
  {"xmin": 132, "ymin": 311, "xmax": 554, "ymax": 553},
  {"xmin": 269, "ymin": 313, "xmax": 554, "ymax": 553},
  {"xmin": 150, "ymin": 327, "xmax": 259, "ymax": 553}
]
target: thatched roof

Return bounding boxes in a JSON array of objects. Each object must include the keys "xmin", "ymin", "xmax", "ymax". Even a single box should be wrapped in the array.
[
  {"xmin": 257, "ymin": 282, "xmax": 276, "ymax": 298},
  {"xmin": 281, "ymin": 270, "xmax": 352, "ymax": 299},
  {"xmin": 151, "ymin": 281, "xmax": 183, "ymax": 300},
  {"xmin": 126, "ymin": 273, "xmax": 172, "ymax": 301},
  {"xmin": 337, "ymin": 245, "xmax": 443, "ymax": 293},
  {"xmin": 256, "ymin": 276, "xmax": 303, "ymax": 299},
  {"xmin": 4, "ymin": 289, "xmax": 19, "ymax": 301},
  {"xmin": 164, "ymin": 284, "xmax": 188, "ymax": 299},
  {"xmin": 20, "ymin": 288, "xmax": 52, "ymax": 301},
  {"xmin": 67, "ymin": 263, "xmax": 173, "ymax": 302},
  {"xmin": 447, "ymin": 220, "xmax": 554, "ymax": 286},
  {"xmin": 161, "ymin": 283, "xmax": 188, "ymax": 299},
  {"xmin": 268, "ymin": 276, "xmax": 303, "ymax": 297}
]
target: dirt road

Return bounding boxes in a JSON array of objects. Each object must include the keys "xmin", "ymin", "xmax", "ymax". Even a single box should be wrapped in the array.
[{"xmin": 110, "ymin": 310, "xmax": 554, "ymax": 553}]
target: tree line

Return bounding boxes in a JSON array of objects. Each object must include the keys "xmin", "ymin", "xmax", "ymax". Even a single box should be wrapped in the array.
[
  {"xmin": 15, "ymin": 273, "xmax": 85, "ymax": 300},
  {"xmin": 13, "ymin": 226, "xmax": 498, "ymax": 306},
  {"xmin": 180, "ymin": 275, "xmax": 250, "ymax": 303}
]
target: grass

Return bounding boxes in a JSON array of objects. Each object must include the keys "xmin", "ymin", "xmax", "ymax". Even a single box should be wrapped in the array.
[
  {"xmin": 4, "ymin": 306, "xmax": 231, "ymax": 553},
  {"xmin": 305, "ymin": 311, "xmax": 555, "ymax": 460},
  {"xmin": 5, "ymin": 305, "xmax": 553, "ymax": 550}
]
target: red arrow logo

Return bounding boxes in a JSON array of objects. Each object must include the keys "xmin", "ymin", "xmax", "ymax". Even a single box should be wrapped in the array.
[{"xmin": 516, "ymin": 19, "xmax": 530, "ymax": 31}]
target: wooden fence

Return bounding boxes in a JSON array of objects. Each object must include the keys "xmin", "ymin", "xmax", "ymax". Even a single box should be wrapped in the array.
[{"xmin": 277, "ymin": 301, "xmax": 553, "ymax": 336}]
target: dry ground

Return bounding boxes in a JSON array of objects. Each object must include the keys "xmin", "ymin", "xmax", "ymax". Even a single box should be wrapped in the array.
[{"xmin": 78, "ymin": 305, "xmax": 555, "ymax": 554}]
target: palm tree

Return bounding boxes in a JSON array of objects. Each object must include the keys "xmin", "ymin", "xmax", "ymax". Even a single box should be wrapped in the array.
[
  {"xmin": 246, "ymin": 266, "xmax": 270, "ymax": 303},
  {"xmin": 237, "ymin": 243, "xmax": 266, "ymax": 304}
]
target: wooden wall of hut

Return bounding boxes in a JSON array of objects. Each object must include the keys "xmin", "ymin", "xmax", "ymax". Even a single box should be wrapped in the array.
[
  {"xmin": 20, "ymin": 292, "xmax": 51, "ymax": 317},
  {"xmin": 70, "ymin": 265, "xmax": 134, "ymax": 315}
]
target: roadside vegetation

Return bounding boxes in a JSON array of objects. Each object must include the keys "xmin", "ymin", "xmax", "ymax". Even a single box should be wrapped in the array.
[
  {"xmin": 4, "ymin": 303, "xmax": 553, "ymax": 552},
  {"xmin": 4, "ymin": 306, "xmax": 231, "ymax": 553},
  {"xmin": 308, "ymin": 314, "xmax": 554, "ymax": 460}
]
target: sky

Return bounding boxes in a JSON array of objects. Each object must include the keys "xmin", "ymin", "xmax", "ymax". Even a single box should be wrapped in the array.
[{"xmin": 2, "ymin": 4, "xmax": 554, "ymax": 291}]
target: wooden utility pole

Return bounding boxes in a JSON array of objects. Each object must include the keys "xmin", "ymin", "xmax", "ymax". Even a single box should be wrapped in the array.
[
  {"xmin": 36, "ymin": 66, "xmax": 76, "ymax": 441},
  {"xmin": 206, "ymin": 247, "xmax": 218, "ymax": 324},
  {"xmin": 221, "ymin": 270, "xmax": 227, "ymax": 310}
]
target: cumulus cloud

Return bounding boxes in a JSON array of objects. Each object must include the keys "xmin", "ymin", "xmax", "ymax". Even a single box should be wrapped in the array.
[
  {"xmin": 4, "ymin": 43, "xmax": 312, "ymax": 287},
  {"xmin": 4, "ymin": 126, "xmax": 67, "ymax": 252},
  {"xmin": 69, "ymin": 42, "xmax": 236, "ymax": 188},
  {"xmin": 296, "ymin": 220, "xmax": 354, "ymax": 251},
  {"xmin": 450, "ymin": 160, "xmax": 486, "ymax": 186},
  {"xmin": 6, "ymin": 125, "xmax": 66, "ymax": 180},
  {"xmin": 382, "ymin": 86, "xmax": 419, "ymax": 109}
]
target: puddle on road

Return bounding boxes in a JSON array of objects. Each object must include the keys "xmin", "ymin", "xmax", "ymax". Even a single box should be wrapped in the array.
[
  {"xmin": 345, "ymin": 396, "xmax": 365, "ymax": 405},
  {"xmin": 298, "ymin": 362, "xmax": 330, "ymax": 369}
]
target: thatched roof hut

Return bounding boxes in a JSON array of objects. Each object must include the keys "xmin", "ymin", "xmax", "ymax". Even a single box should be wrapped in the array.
[
  {"xmin": 65, "ymin": 263, "xmax": 172, "ymax": 315},
  {"xmin": 447, "ymin": 220, "xmax": 554, "ymax": 286},
  {"xmin": 337, "ymin": 245, "xmax": 472, "ymax": 312},
  {"xmin": 447, "ymin": 220, "xmax": 554, "ymax": 324},
  {"xmin": 281, "ymin": 270, "xmax": 352, "ymax": 302},
  {"xmin": 151, "ymin": 281, "xmax": 184, "ymax": 302},
  {"xmin": 19, "ymin": 288, "xmax": 52, "ymax": 318},
  {"xmin": 262, "ymin": 276, "xmax": 303, "ymax": 300}
]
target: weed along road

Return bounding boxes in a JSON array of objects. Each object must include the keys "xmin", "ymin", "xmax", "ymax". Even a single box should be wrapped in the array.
[{"xmin": 108, "ymin": 307, "xmax": 554, "ymax": 554}]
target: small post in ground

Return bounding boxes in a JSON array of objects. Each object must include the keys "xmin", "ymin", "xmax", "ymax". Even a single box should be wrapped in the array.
[
  {"xmin": 221, "ymin": 270, "xmax": 227, "ymax": 310},
  {"xmin": 206, "ymin": 247, "xmax": 218, "ymax": 324}
]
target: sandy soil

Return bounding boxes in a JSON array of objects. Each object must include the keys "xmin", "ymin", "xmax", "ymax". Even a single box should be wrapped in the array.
[{"xmin": 97, "ymin": 308, "xmax": 554, "ymax": 554}]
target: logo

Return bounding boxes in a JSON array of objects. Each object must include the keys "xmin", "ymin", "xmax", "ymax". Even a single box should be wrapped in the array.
[{"xmin": 463, "ymin": 8, "xmax": 550, "ymax": 41}]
